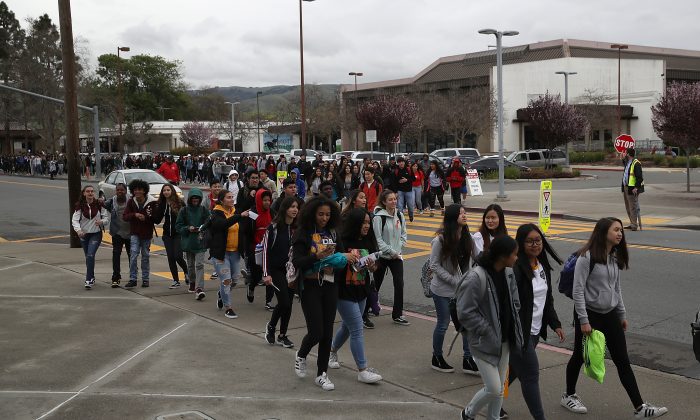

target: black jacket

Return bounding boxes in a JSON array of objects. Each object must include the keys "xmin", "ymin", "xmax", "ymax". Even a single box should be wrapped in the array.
[
  {"xmin": 513, "ymin": 258, "xmax": 561, "ymax": 348},
  {"xmin": 152, "ymin": 201, "xmax": 182, "ymax": 237},
  {"xmin": 391, "ymin": 166, "xmax": 415, "ymax": 192},
  {"xmin": 208, "ymin": 208, "xmax": 243, "ymax": 261}
]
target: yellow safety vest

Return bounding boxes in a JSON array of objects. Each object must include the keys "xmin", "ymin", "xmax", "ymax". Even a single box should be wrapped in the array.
[{"xmin": 627, "ymin": 159, "xmax": 642, "ymax": 187}]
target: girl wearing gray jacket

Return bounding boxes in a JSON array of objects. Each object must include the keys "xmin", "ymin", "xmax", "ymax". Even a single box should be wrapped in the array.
[
  {"xmin": 429, "ymin": 204, "xmax": 478, "ymax": 374},
  {"xmin": 456, "ymin": 235, "xmax": 522, "ymax": 420}
]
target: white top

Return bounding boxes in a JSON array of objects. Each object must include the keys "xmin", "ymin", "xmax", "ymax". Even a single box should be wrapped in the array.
[
  {"xmin": 530, "ymin": 264, "xmax": 548, "ymax": 336},
  {"xmin": 471, "ymin": 231, "xmax": 493, "ymax": 255}
]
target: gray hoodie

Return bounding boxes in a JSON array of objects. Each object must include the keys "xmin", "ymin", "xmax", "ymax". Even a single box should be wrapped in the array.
[
  {"xmin": 456, "ymin": 265, "xmax": 523, "ymax": 366},
  {"xmin": 372, "ymin": 207, "xmax": 407, "ymax": 259},
  {"xmin": 429, "ymin": 235, "xmax": 473, "ymax": 298},
  {"xmin": 573, "ymin": 251, "xmax": 626, "ymax": 324}
]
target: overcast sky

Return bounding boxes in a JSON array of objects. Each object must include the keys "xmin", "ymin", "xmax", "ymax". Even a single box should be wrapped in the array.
[{"xmin": 9, "ymin": 0, "xmax": 700, "ymax": 88}]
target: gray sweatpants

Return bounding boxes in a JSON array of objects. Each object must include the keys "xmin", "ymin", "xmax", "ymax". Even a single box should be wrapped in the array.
[{"xmin": 186, "ymin": 251, "xmax": 205, "ymax": 289}]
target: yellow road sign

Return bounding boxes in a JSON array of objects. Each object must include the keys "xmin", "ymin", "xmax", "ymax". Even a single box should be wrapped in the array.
[{"xmin": 539, "ymin": 180, "xmax": 552, "ymax": 233}]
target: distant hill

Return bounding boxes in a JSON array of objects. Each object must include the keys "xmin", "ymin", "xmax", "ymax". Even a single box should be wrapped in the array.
[{"xmin": 190, "ymin": 85, "xmax": 340, "ymax": 115}]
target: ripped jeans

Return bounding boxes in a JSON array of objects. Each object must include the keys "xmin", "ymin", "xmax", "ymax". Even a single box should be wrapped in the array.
[
  {"xmin": 80, "ymin": 231, "xmax": 102, "ymax": 282},
  {"xmin": 212, "ymin": 251, "xmax": 241, "ymax": 308}
]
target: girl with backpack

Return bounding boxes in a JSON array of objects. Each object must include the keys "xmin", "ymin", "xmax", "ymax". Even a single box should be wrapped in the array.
[
  {"xmin": 153, "ymin": 184, "xmax": 189, "ymax": 289},
  {"xmin": 562, "ymin": 217, "xmax": 668, "ymax": 419},
  {"xmin": 364, "ymin": 189, "xmax": 409, "ymax": 327},
  {"xmin": 472, "ymin": 204, "xmax": 508, "ymax": 256},
  {"xmin": 499, "ymin": 223, "xmax": 564, "ymax": 420},
  {"xmin": 292, "ymin": 196, "xmax": 358, "ymax": 391},
  {"xmin": 328, "ymin": 208, "xmax": 383, "ymax": 384},
  {"xmin": 71, "ymin": 185, "xmax": 109, "ymax": 289},
  {"xmin": 263, "ymin": 196, "xmax": 300, "ymax": 348},
  {"xmin": 429, "ymin": 204, "xmax": 478, "ymax": 375},
  {"xmin": 456, "ymin": 235, "xmax": 523, "ymax": 420}
]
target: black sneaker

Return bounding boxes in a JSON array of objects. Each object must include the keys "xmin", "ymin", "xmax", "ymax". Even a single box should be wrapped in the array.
[
  {"xmin": 277, "ymin": 335, "xmax": 294, "ymax": 348},
  {"xmin": 217, "ymin": 291, "xmax": 224, "ymax": 310},
  {"xmin": 431, "ymin": 355, "xmax": 454, "ymax": 373},
  {"xmin": 111, "ymin": 279, "xmax": 120, "ymax": 288},
  {"xmin": 461, "ymin": 408, "xmax": 475, "ymax": 420},
  {"xmin": 265, "ymin": 323, "xmax": 275, "ymax": 345},
  {"xmin": 124, "ymin": 280, "xmax": 137, "ymax": 288},
  {"xmin": 392, "ymin": 316, "xmax": 411, "ymax": 326},
  {"xmin": 224, "ymin": 309, "xmax": 238, "ymax": 319},
  {"xmin": 210, "ymin": 271, "xmax": 218, "ymax": 280},
  {"xmin": 84, "ymin": 279, "xmax": 95, "ymax": 289},
  {"xmin": 195, "ymin": 288, "xmax": 206, "ymax": 300},
  {"xmin": 265, "ymin": 302, "xmax": 275, "ymax": 312},
  {"xmin": 246, "ymin": 286, "xmax": 254, "ymax": 303},
  {"xmin": 141, "ymin": 281, "xmax": 149, "ymax": 288},
  {"xmin": 363, "ymin": 317, "xmax": 375, "ymax": 329},
  {"xmin": 499, "ymin": 408, "xmax": 508, "ymax": 419},
  {"xmin": 169, "ymin": 281, "xmax": 181, "ymax": 289},
  {"xmin": 462, "ymin": 356, "xmax": 479, "ymax": 375}
]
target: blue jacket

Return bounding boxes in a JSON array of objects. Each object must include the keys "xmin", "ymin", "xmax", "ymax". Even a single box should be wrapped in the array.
[{"xmin": 292, "ymin": 168, "xmax": 306, "ymax": 199}]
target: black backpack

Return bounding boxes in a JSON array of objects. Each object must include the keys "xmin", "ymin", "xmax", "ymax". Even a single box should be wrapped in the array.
[{"xmin": 558, "ymin": 252, "xmax": 595, "ymax": 299}]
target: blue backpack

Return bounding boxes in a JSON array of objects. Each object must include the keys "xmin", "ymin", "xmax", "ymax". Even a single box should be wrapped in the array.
[{"xmin": 558, "ymin": 252, "xmax": 594, "ymax": 299}]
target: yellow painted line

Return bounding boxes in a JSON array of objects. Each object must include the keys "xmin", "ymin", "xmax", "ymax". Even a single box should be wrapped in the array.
[
  {"xmin": 0, "ymin": 236, "xmax": 8, "ymax": 243},
  {"xmin": 103, "ymin": 232, "xmax": 165, "ymax": 252},
  {"xmin": 402, "ymin": 250, "xmax": 432, "ymax": 260},
  {"xmin": 13, "ymin": 235, "xmax": 70, "ymax": 243},
  {"xmin": 0, "ymin": 179, "xmax": 68, "ymax": 189}
]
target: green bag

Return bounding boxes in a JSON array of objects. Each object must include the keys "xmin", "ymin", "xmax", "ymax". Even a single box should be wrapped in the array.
[{"xmin": 583, "ymin": 329, "xmax": 606, "ymax": 384}]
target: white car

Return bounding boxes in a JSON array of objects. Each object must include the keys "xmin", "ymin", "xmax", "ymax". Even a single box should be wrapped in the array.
[
  {"xmin": 349, "ymin": 151, "xmax": 390, "ymax": 165},
  {"xmin": 98, "ymin": 169, "xmax": 183, "ymax": 201},
  {"xmin": 430, "ymin": 148, "xmax": 481, "ymax": 166}
]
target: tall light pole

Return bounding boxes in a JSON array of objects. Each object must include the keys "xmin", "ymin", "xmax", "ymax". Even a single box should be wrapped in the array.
[
  {"xmin": 611, "ymin": 44, "xmax": 628, "ymax": 136},
  {"xmin": 256, "ymin": 91, "xmax": 262, "ymax": 153},
  {"xmin": 116, "ymin": 46, "xmax": 130, "ymax": 153},
  {"xmin": 479, "ymin": 28, "xmax": 519, "ymax": 200},
  {"xmin": 555, "ymin": 71, "xmax": 577, "ymax": 165},
  {"xmin": 349, "ymin": 71, "xmax": 363, "ymax": 150},
  {"xmin": 224, "ymin": 101, "xmax": 240, "ymax": 151},
  {"xmin": 299, "ymin": 0, "xmax": 315, "ymax": 150}
]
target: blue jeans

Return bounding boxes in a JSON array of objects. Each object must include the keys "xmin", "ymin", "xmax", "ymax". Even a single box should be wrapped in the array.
[
  {"xmin": 332, "ymin": 298, "xmax": 368, "ymax": 370},
  {"xmin": 432, "ymin": 294, "xmax": 471, "ymax": 358},
  {"xmin": 397, "ymin": 190, "xmax": 414, "ymax": 218},
  {"xmin": 412, "ymin": 186, "xmax": 423, "ymax": 211},
  {"xmin": 129, "ymin": 235, "xmax": 151, "ymax": 281},
  {"xmin": 213, "ymin": 251, "xmax": 241, "ymax": 308},
  {"xmin": 80, "ymin": 231, "xmax": 102, "ymax": 282}
]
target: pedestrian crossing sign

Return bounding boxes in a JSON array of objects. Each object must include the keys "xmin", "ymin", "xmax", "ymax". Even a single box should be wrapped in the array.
[{"xmin": 539, "ymin": 180, "xmax": 552, "ymax": 233}]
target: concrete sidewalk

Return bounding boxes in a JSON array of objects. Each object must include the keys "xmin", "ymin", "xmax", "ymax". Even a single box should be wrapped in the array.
[{"xmin": 1, "ymin": 242, "xmax": 698, "ymax": 420}]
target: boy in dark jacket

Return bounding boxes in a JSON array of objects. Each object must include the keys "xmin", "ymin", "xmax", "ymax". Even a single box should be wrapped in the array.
[
  {"xmin": 176, "ymin": 188, "xmax": 211, "ymax": 299},
  {"xmin": 123, "ymin": 179, "xmax": 158, "ymax": 288}
]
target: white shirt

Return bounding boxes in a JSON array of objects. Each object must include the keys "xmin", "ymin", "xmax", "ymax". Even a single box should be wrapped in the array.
[
  {"xmin": 530, "ymin": 264, "xmax": 548, "ymax": 336},
  {"xmin": 471, "ymin": 231, "xmax": 493, "ymax": 255}
]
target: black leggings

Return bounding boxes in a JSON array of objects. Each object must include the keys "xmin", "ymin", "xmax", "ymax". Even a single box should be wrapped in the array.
[
  {"xmin": 111, "ymin": 234, "xmax": 131, "ymax": 280},
  {"xmin": 298, "ymin": 279, "xmax": 337, "ymax": 377},
  {"xmin": 429, "ymin": 186, "xmax": 445, "ymax": 209},
  {"xmin": 249, "ymin": 259, "xmax": 275, "ymax": 304},
  {"xmin": 450, "ymin": 185, "xmax": 461, "ymax": 204},
  {"xmin": 162, "ymin": 234, "xmax": 188, "ymax": 282},
  {"xmin": 364, "ymin": 258, "xmax": 404, "ymax": 319},
  {"xmin": 269, "ymin": 268, "xmax": 294, "ymax": 335},
  {"xmin": 566, "ymin": 310, "xmax": 643, "ymax": 408}
]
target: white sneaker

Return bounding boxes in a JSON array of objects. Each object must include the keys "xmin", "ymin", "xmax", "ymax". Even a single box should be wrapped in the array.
[
  {"xmin": 561, "ymin": 393, "xmax": 588, "ymax": 414},
  {"xmin": 358, "ymin": 368, "xmax": 382, "ymax": 383},
  {"xmin": 328, "ymin": 351, "xmax": 340, "ymax": 369},
  {"xmin": 634, "ymin": 403, "xmax": 668, "ymax": 419},
  {"xmin": 314, "ymin": 372, "xmax": 335, "ymax": 391},
  {"xmin": 294, "ymin": 352, "xmax": 307, "ymax": 378}
]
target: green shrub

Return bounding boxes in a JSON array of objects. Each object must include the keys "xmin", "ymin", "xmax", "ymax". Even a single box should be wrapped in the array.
[
  {"xmin": 691, "ymin": 157, "xmax": 699, "ymax": 168},
  {"xmin": 652, "ymin": 154, "xmax": 666, "ymax": 166},
  {"xmin": 504, "ymin": 166, "xmax": 521, "ymax": 179},
  {"xmin": 569, "ymin": 151, "xmax": 606, "ymax": 163},
  {"xmin": 668, "ymin": 156, "xmax": 700, "ymax": 168}
]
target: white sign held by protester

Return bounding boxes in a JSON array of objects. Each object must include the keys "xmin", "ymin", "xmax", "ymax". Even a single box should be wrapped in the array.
[{"xmin": 466, "ymin": 169, "xmax": 483, "ymax": 196}]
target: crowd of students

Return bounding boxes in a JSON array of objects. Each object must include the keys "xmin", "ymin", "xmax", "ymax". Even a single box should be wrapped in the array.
[{"xmin": 69, "ymin": 160, "xmax": 668, "ymax": 419}]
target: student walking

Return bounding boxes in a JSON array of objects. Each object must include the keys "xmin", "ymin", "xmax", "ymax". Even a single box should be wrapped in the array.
[
  {"xmin": 426, "ymin": 160, "xmax": 445, "ymax": 217},
  {"xmin": 263, "ymin": 197, "xmax": 300, "ymax": 348},
  {"xmin": 72, "ymin": 185, "xmax": 109, "ymax": 289},
  {"xmin": 472, "ymin": 204, "xmax": 508, "ymax": 256},
  {"xmin": 562, "ymin": 217, "xmax": 668, "ymax": 418},
  {"xmin": 246, "ymin": 188, "xmax": 276, "ymax": 309},
  {"xmin": 209, "ymin": 190, "xmax": 248, "ymax": 319},
  {"xmin": 364, "ymin": 189, "xmax": 409, "ymax": 327},
  {"xmin": 411, "ymin": 162, "xmax": 425, "ymax": 215},
  {"xmin": 176, "ymin": 188, "xmax": 210, "ymax": 300},
  {"xmin": 153, "ymin": 184, "xmax": 188, "ymax": 289},
  {"xmin": 123, "ymin": 179, "xmax": 158, "ymax": 288},
  {"xmin": 328, "ymin": 208, "xmax": 383, "ymax": 384},
  {"xmin": 103, "ymin": 183, "xmax": 130, "ymax": 287},
  {"xmin": 456, "ymin": 235, "xmax": 522, "ymax": 420},
  {"xmin": 292, "ymin": 196, "xmax": 358, "ymax": 391},
  {"xmin": 500, "ymin": 223, "xmax": 565, "ymax": 420},
  {"xmin": 429, "ymin": 204, "xmax": 478, "ymax": 374}
]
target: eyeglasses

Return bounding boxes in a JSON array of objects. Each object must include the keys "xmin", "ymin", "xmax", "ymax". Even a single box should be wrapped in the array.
[{"xmin": 525, "ymin": 239, "xmax": 542, "ymax": 246}]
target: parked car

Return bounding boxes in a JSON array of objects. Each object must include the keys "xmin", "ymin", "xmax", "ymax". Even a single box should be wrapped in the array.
[
  {"xmin": 467, "ymin": 156, "xmax": 531, "ymax": 177},
  {"xmin": 98, "ymin": 169, "xmax": 183, "ymax": 201},
  {"xmin": 430, "ymin": 148, "xmax": 481, "ymax": 167},
  {"xmin": 506, "ymin": 149, "xmax": 567, "ymax": 168},
  {"xmin": 330, "ymin": 151, "xmax": 356, "ymax": 162},
  {"xmin": 349, "ymin": 151, "xmax": 391, "ymax": 165}
]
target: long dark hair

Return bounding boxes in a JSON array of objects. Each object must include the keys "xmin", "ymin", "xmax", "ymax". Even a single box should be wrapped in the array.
[
  {"xmin": 342, "ymin": 189, "xmax": 367, "ymax": 215},
  {"xmin": 428, "ymin": 160, "xmax": 444, "ymax": 178},
  {"xmin": 479, "ymin": 204, "xmax": 508, "ymax": 249},
  {"xmin": 342, "ymin": 208, "xmax": 378, "ymax": 249},
  {"xmin": 158, "ymin": 183, "xmax": 184, "ymax": 213},
  {"xmin": 515, "ymin": 223, "xmax": 562, "ymax": 272},
  {"xmin": 476, "ymin": 235, "xmax": 518, "ymax": 270},
  {"xmin": 578, "ymin": 217, "xmax": 629, "ymax": 269},
  {"xmin": 298, "ymin": 196, "xmax": 340, "ymax": 232},
  {"xmin": 437, "ymin": 204, "xmax": 473, "ymax": 272},
  {"xmin": 272, "ymin": 196, "xmax": 299, "ymax": 227}
]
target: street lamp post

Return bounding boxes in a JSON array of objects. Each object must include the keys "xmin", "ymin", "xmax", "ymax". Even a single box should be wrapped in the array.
[
  {"xmin": 299, "ymin": 0, "xmax": 315, "ymax": 150},
  {"xmin": 349, "ymin": 71, "xmax": 363, "ymax": 150},
  {"xmin": 610, "ymin": 44, "xmax": 628, "ymax": 136},
  {"xmin": 116, "ymin": 46, "xmax": 130, "ymax": 153},
  {"xmin": 224, "ymin": 101, "xmax": 240, "ymax": 151},
  {"xmin": 555, "ymin": 71, "xmax": 577, "ymax": 165},
  {"xmin": 479, "ymin": 28, "xmax": 519, "ymax": 200},
  {"xmin": 256, "ymin": 91, "xmax": 262, "ymax": 153}
]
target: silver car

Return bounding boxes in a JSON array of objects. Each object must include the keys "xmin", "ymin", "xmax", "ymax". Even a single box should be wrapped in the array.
[{"xmin": 98, "ymin": 169, "xmax": 184, "ymax": 201}]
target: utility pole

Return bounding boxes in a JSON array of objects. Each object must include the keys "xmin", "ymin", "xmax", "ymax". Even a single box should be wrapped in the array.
[
  {"xmin": 58, "ymin": 0, "xmax": 82, "ymax": 248},
  {"xmin": 611, "ymin": 44, "xmax": 628, "ymax": 136}
]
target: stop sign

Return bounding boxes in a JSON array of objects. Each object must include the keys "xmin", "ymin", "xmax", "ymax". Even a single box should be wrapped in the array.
[{"xmin": 614, "ymin": 134, "xmax": 635, "ymax": 153}]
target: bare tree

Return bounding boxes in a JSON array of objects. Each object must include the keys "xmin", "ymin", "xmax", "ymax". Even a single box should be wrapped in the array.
[
  {"xmin": 356, "ymin": 95, "xmax": 418, "ymax": 152},
  {"xmin": 179, "ymin": 120, "xmax": 212, "ymax": 153},
  {"xmin": 576, "ymin": 88, "xmax": 617, "ymax": 150}
]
